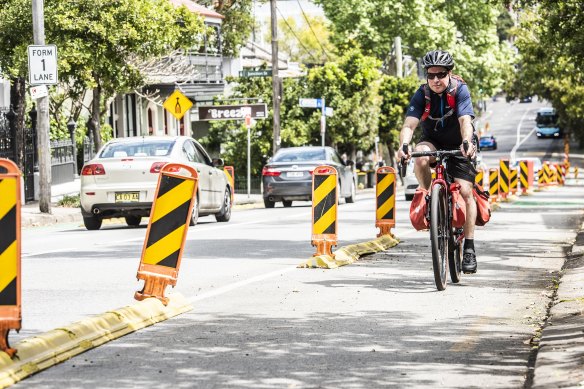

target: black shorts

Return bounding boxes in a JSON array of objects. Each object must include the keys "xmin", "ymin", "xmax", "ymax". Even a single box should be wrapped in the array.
[{"xmin": 417, "ymin": 136, "xmax": 477, "ymax": 183}]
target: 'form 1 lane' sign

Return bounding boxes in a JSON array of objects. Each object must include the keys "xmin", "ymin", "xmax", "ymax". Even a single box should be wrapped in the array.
[{"xmin": 27, "ymin": 45, "xmax": 58, "ymax": 85}]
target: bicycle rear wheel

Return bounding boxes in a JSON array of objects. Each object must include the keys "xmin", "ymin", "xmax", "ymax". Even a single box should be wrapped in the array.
[{"xmin": 430, "ymin": 184, "xmax": 448, "ymax": 291}]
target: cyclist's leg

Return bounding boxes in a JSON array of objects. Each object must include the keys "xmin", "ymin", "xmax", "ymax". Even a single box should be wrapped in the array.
[
  {"xmin": 413, "ymin": 141, "xmax": 436, "ymax": 190},
  {"xmin": 450, "ymin": 157, "xmax": 478, "ymax": 273}
]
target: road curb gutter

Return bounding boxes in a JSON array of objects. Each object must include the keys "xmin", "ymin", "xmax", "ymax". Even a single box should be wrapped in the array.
[
  {"xmin": 298, "ymin": 234, "xmax": 400, "ymax": 269},
  {"xmin": 0, "ymin": 293, "xmax": 192, "ymax": 388}
]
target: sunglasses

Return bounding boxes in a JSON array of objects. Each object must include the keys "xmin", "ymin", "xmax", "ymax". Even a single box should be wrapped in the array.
[{"xmin": 427, "ymin": 71, "xmax": 449, "ymax": 80}]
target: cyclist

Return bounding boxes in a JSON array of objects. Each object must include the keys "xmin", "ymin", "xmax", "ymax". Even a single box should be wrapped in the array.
[{"xmin": 397, "ymin": 49, "xmax": 479, "ymax": 274}]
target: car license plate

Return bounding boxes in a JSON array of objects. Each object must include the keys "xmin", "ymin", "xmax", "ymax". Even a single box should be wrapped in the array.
[
  {"xmin": 286, "ymin": 171, "xmax": 304, "ymax": 178},
  {"xmin": 115, "ymin": 192, "xmax": 139, "ymax": 202}
]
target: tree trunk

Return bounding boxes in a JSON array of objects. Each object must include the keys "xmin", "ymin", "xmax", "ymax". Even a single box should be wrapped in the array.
[
  {"xmin": 87, "ymin": 84, "xmax": 102, "ymax": 152},
  {"xmin": 10, "ymin": 77, "xmax": 26, "ymax": 173}
]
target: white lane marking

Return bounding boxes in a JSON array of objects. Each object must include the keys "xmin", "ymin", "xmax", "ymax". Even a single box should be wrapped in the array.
[
  {"xmin": 510, "ymin": 108, "xmax": 536, "ymax": 162},
  {"xmin": 186, "ymin": 266, "xmax": 298, "ymax": 303}
]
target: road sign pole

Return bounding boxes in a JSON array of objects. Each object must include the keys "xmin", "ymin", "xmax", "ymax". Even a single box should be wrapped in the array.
[
  {"xmin": 32, "ymin": 0, "xmax": 51, "ymax": 213},
  {"xmin": 321, "ymin": 97, "xmax": 326, "ymax": 147},
  {"xmin": 246, "ymin": 115, "xmax": 252, "ymax": 199}
]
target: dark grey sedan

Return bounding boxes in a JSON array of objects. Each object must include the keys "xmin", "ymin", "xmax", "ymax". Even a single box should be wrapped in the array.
[{"xmin": 261, "ymin": 146, "xmax": 357, "ymax": 208}]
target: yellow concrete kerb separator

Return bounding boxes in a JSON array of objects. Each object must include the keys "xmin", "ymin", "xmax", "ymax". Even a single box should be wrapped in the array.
[{"xmin": 0, "ymin": 293, "xmax": 192, "ymax": 388}]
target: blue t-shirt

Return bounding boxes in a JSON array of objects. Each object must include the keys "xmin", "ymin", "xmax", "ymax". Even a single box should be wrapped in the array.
[{"xmin": 406, "ymin": 81, "xmax": 475, "ymax": 149}]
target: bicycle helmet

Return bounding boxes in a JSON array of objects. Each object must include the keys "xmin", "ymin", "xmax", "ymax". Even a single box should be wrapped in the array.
[{"xmin": 422, "ymin": 50, "xmax": 454, "ymax": 70}]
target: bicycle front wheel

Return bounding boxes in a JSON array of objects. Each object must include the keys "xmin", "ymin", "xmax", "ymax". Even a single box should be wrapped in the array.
[{"xmin": 430, "ymin": 184, "xmax": 449, "ymax": 291}]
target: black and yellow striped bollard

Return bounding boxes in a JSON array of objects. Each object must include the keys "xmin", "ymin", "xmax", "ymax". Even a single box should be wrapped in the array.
[
  {"xmin": 224, "ymin": 165, "xmax": 235, "ymax": 205},
  {"xmin": 0, "ymin": 159, "xmax": 22, "ymax": 358},
  {"xmin": 488, "ymin": 168, "xmax": 499, "ymax": 202},
  {"xmin": 519, "ymin": 160, "xmax": 533, "ymax": 194},
  {"xmin": 543, "ymin": 162, "xmax": 554, "ymax": 186},
  {"xmin": 510, "ymin": 167, "xmax": 518, "ymax": 195},
  {"xmin": 475, "ymin": 168, "xmax": 485, "ymax": 187},
  {"xmin": 499, "ymin": 159, "xmax": 510, "ymax": 200},
  {"xmin": 311, "ymin": 165, "xmax": 338, "ymax": 257},
  {"xmin": 555, "ymin": 163, "xmax": 564, "ymax": 186},
  {"xmin": 135, "ymin": 163, "xmax": 198, "ymax": 305},
  {"xmin": 375, "ymin": 166, "xmax": 396, "ymax": 237}
]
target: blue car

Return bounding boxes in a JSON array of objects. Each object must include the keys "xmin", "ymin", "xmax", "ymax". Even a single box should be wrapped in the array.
[{"xmin": 479, "ymin": 135, "xmax": 497, "ymax": 151}]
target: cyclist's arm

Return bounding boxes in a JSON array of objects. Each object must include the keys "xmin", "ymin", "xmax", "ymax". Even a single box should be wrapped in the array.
[
  {"xmin": 398, "ymin": 116, "xmax": 419, "ymax": 159},
  {"xmin": 459, "ymin": 115, "xmax": 476, "ymax": 157}
]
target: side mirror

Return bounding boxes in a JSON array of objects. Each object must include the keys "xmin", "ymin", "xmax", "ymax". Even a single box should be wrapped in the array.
[{"xmin": 212, "ymin": 158, "xmax": 224, "ymax": 168}]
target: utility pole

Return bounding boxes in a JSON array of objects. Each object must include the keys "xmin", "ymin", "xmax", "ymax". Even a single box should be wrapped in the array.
[
  {"xmin": 32, "ymin": 0, "xmax": 51, "ymax": 213},
  {"xmin": 395, "ymin": 36, "xmax": 403, "ymax": 78},
  {"xmin": 270, "ymin": 0, "xmax": 281, "ymax": 154}
]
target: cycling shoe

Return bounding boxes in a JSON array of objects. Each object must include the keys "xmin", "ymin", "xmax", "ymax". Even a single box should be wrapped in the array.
[{"xmin": 462, "ymin": 251, "xmax": 477, "ymax": 274}]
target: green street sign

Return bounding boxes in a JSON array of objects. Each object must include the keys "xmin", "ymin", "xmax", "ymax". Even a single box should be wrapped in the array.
[{"xmin": 239, "ymin": 69, "xmax": 272, "ymax": 78}]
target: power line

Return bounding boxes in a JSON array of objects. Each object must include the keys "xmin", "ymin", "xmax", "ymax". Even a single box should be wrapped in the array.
[
  {"xmin": 296, "ymin": 0, "xmax": 330, "ymax": 60},
  {"xmin": 276, "ymin": 6, "xmax": 319, "ymax": 63}
]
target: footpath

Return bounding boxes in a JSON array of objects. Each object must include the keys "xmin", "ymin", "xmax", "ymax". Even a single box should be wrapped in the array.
[{"xmin": 17, "ymin": 178, "xmax": 584, "ymax": 388}]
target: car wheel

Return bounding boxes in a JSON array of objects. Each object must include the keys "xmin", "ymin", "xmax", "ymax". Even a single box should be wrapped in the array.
[
  {"xmin": 189, "ymin": 194, "xmax": 200, "ymax": 226},
  {"xmin": 83, "ymin": 215, "xmax": 102, "ymax": 230},
  {"xmin": 264, "ymin": 198, "xmax": 275, "ymax": 208},
  {"xmin": 283, "ymin": 200, "xmax": 293, "ymax": 207},
  {"xmin": 215, "ymin": 188, "xmax": 232, "ymax": 222},
  {"xmin": 345, "ymin": 180, "xmax": 356, "ymax": 203},
  {"xmin": 405, "ymin": 194, "xmax": 414, "ymax": 201},
  {"xmin": 125, "ymin": 216, "xmax": 141, "ymax": 227}
]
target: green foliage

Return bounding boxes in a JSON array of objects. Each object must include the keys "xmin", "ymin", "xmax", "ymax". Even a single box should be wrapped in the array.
[
  {"xmin": 199, "ymin": 0, "xmax": 256, "ymax": 57},
  {"xmin": 512, "ymin": 2, "xmax": 584, "ymax": 145},
  {"xmin": 274, "ymin": 15, "xmax": 336, "ymax": 65},
  {"xmin": 313, "ymin": 0, "xmax": 516, "ymax": 99},
  {"xmin": 378, "ymin": 75, "xmax": 421, "ymax": 151},
  {"xmin": 57, "ymin": 194, "xmax": 80, "ymax": 208},
  {"xmin": 200, "ymin": 49, "xmax": 383, "ymax": 177}
]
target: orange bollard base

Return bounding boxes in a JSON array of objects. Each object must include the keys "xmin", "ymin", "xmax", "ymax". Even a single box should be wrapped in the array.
[
  {"xmin": 376, "ymin": 223, "xmax": 394, "ymax": 238},
  {"xmin": 135, "ymin": 272, "xmax": 177, "ymax": 306},
  {"xmin": 312, "ymin": 238, "xmax": 336, "ymax": 257},
  {"xmin": 0, "ymin": 326, "xmax": 17, "ymax": 358}
]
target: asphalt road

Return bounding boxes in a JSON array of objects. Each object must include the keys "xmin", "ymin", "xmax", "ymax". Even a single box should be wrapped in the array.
[{"xmin": 11, "ymin": 99, "xmax": 584, "ymax": 388}]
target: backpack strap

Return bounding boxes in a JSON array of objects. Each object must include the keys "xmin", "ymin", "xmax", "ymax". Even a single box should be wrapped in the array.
[
  {"xmin": 421, "ymin": 75, "xmax": 464, "ymax": 122},
  {"xmin": 421, "ymin": 84, "xmax": 431, "ymax": 121}
]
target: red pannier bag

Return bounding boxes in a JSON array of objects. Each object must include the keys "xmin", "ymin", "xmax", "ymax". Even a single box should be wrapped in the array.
[
  {"xmin": 410, "ymin": 187, "xmax": 429, "ymax": 231},
  {"xmin": 450, "ymin": 182, "xmax": 466, "ymax": 228},
  {"xmin": 473, "ymin": 183, "xmax": 491, "ymax": 226}
]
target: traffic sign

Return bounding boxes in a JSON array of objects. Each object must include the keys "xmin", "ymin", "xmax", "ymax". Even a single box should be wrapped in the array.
[
  {"xmin": 299, "ymin": 98, "xmax": 323, "ymax": 108},
  {"xmin": 163, "ymin": 90, "xmax": 193, "ymax": 120},
  {"xmin": 239, "ymin": 69, "xmax": 272, "ymax": 77},
  {"xmin": 198, "ymin": 104, "xmax": 268, "ymax": 121},
  {"xmin": 30, "ymin": 85, "xmax": 48, "ymax": 100},
  {"xmin": 27, "ymin": 45, "xmax": 58, "ymax": 85}
]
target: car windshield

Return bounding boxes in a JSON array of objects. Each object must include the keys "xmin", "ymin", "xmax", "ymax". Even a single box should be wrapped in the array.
[
  {"xmin": 99, "ymin": 140, "xmax": 175, "ymax": 158},
  {"xmin": 480, "ymin": 137, "xmax": 492, "ymax": 141},
  {"xmin": 536, "ymin": 113, "xmax": 558, "ymax": 127},
  {"xmin": 273, "ymin": 148, "xmax": 326, "ymax": 162}
]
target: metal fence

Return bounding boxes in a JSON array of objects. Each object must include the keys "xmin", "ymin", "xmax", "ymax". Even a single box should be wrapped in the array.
[{"xmin": 234, "ymin": 176, "xmax": 262, "ymax": 195}]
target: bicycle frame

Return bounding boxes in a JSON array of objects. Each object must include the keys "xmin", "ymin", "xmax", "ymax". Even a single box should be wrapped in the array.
[{"xmin": 401, "ymin": 148, "xmax": 466, "ymax": 290}]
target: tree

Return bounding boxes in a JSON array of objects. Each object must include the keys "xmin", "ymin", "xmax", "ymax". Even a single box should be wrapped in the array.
[
  {"xmin": 0, "ymin": 0, "xmax": 205, "ymax": 155},
  {"xmin": 313, "ymin": 0, "xmax": 516, "ymax": 100},
  {"xmin": 273, "ymin": 14, "xmax": 336, "ymax": 65},
  {"xmin": 378, "ymin": 75, "xmax": 420, "ymax": 167},
  {"xmin": 511, "ymin": 1, "xmax": 584, "ymax": 146},
  {"xmin": 199, "ymin": 0, "xmax": 256, "ymax": 58}
]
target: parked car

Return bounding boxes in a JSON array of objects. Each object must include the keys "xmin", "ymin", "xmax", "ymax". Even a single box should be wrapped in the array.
[
  {"xmin": 261, "ymin": 146, "xmax": 357, "ymax": 208},
  {"xmin": 519, "ymin": 95, "xmax": 533, "ymax": 103},
  {"xmin": 80, "ymin": 136, "xmax": 232, "ymax": 230},
  {"xmin": 403, "ymin": 159, "xmax": 418, "ymax": 201},
  {"xmin": 479, "ymin": 134, "xmax": 498, "ymax": 150}
]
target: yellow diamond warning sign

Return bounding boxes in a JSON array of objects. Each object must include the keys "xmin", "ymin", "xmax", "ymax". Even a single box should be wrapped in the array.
[{"xmin": 163, "ymin": 90, "xmax": 193, "ymax": 120}]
